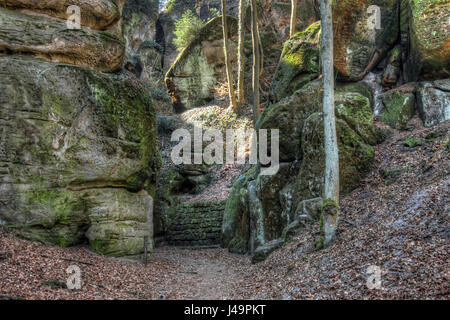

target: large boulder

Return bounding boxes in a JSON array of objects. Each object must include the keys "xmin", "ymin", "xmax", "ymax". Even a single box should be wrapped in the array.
[
  {"xmin": 0, "ymin": 7, "xmax": 125, "ymax": 72},
  {"xmin": 0, "ymin": 56, "xmax": 160, "ymax": 258},
  {"xmin": 294, "ymin": 109, "xmax": 375, "ymax": 200},
  {"xmin": 259, "ymin": 82, "xmax": 323, "ymax": 162},
  {"xmin": 416, "ymin": 79, "xmax": 450, "ymax": 127},
  {"xmin": 165, "ymin": 16, "xmax": 238, "ymax": 112},
  {"xmin": 401, "ymin": 0, "xmax": 450, "ymax": 80},
  {"xmin": 269, "ymin": 21, "xmax": 320, "ymax": 102},
  {"xmin": 333, "ymin": 0, "xmax": 399, "ymax": 81},
  {"xmin": 380, "ymin": 84, "xmax": 416, "ymax": 130},
  {"xmin": 0, "ymin": 0, "xmax": 124, "ymax": 30},
  {"xmin": 223, "ymin": 84, "xmax": 377, "ymax": 254}
]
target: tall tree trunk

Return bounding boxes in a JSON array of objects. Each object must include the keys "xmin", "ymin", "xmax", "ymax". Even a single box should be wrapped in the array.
[
  {"xmin": 222, "ymin": 0, "xmax": 237, "ymax": 111},
  {"xmin": 320, "ymin": 0, "xmax": 339, "ymax": 246},
  {"xmin": 250, "ymin": 0, "xmax": 260, "ymax": 125},
  {"xmin": 256, "ymin": 20, "xmax": 264, "ymax": 76},
  {"xmin": 237, "ymin": 0, "xmax": 245, "ymax": 106},
  {"xmin": 290, "ymin": 0, "xmax": 298, "ymax": 37}
]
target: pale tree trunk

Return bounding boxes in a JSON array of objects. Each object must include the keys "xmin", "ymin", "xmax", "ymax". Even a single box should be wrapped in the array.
[
  {"xmin": 250, "ymin": 0, "xmax": 260, "ymax": 124},
  {"xmin": 256, "ymin": 20, "xmax": 264, "ymax": 76},
  {"xmin": 222, "ymin": 0, "xmax": 237, "ymax": 111},
  {"xmin": 290, "ymin": 0, "xmax": 298, "ymax": 37},
  {"xmin": 237, "ymin": 0, "xmax": 245, "ymax": 106},
  {"xmin": 320, "ymin": 0, "xmax": 339, "ymax": 246}
]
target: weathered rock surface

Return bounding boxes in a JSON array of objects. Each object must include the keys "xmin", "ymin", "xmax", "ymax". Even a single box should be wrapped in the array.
[
  {"xmin": 416, "ymin": 79, "xmax": 450, "ymax": 127},
  {"xmin": 165, "ymin": 16, "xmax": 238, "ymax": 112},
  {"xmin": 0, "ymin": 0, "xmax": 124, "ymax": 30},
  {"xmin": 223, "ymin": 84, "xmax": 377, "ymax": 254},
  {"xmin": 122, "ymin": 0, "xmax": 159, "ymax": 52},
  {"xmin": 0, "ymin": 8, "xmax": 125, "ymax": 72},
  {"xmin": 260, "ymin": 82, "xmax": 323, "ymax": 162},
  {"xmin": 401, "ymin": 0, "xmax": 450, "ymax": 80},
  {"xmin": 269, "ymin": 21, "xmax": 320, "ymax": 102},
  {"xmin": 380, "ymin": 84, "xmax": 416, "ymax": 129},
  {"xmin": 333, "ymin": 0, "xmax": 399, "ymax": 81},
  {"xmin": 138, "ymin": 41, "xmax": 165, "ymax": 89},
  {"xmin": 0, "ymin": 56, "xmax": 159, "ymax": 258},
  {"xmin": 154, "ymin": 169, "xmax": 183, "ymax": 237}
]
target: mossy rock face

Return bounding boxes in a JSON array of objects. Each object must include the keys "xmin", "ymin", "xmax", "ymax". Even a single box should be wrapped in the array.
[
  {"xmin": 289, "ymin": 86, "xmax": 376, "ymax": 200},
  {"xmin": 154, "ymin": 169, "xmax": 184, "ymax": 236},
  {"xmin": 0, "ymin": 56, "xmax": 159, "ymax": 258},
  {"xmin": 381, "ymin": 45, "xmax": 402, "ymax": 87},
  {"xmin": 258, "ymin": 82, "xmax": 323, "ymax": 162},
  {"xmin": 401, "ymin": 0, "xmax": 450, "ymax": 80},
  {"xmin": 221, "ymin": 165, "xmax": 260, "ymax": 252},
  {"xmin": 0, "ymin": 7, "xmax": 125, "ymax": 72},
  {"xmin": 416, "ymin": 79, "xmax": 450, "ymax": 127},
  {"xmin": 269, "ymin": 21, "xmax": 321, "ymax": 103},
  {"xmin": 333, "ymin": 0, "xmax": 399, "ymax": 81},
  {"xmin": 294, "ymin": 112, "xmax": 375, "ymax": 201},
  {"xmin": 258, "ymin": 82, "xmax": 376, "ymax": 161},
  {"xmin": 165, "ymin": 16, "xmax": 238, "ymax": 112},
  {"xmin": 222, "ymin": 85, "xmax": 376, "ymax": 255},
  {"xmin": 380, "ymin": 88, "xmax": 415, "ymax": 130}
]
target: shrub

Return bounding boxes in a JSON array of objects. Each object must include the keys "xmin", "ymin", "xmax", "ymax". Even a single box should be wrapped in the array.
[
  {"xmin": 173, "ymin": 10, "xmax": 204, "ymax": 50},
  {"xmin": 209, "ymin": 8, "xmax": 221, "ymax": 20}
]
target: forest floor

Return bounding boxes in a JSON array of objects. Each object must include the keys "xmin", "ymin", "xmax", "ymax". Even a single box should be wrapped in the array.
[{"xmin": 0, "ymin": 118, "xmax": 448, "ymax": 300}]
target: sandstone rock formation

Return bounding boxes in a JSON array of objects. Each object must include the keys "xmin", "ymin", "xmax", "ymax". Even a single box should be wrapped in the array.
[
  {"xmin": 0, "ymin": 1, "xmax": 159, "ymax": 258},
  {"xmin": 333, "ymin": 0, "xmax": 399, "ymax": 81},
  {"xmin": 401, "ymin": 0, "xmax": 450, "ymax": 81},
  {"xmin": 0, "ymin": 7, "xmax": 125, "ymax": 72},
  {"xmin": 222, "ymin": 83, "xmax": 378, "ymax": 254},
  {"xmin": 269, "ymin": 21, "xmax": 320, "ymax": 102},
  {"xmin": 416, "ymin": 79, "xmax": 450, "ymax": 127},
  {"xmin": 122, "ymin": 0, "xmax": 159, "ymax": 52},
  {"xmin": 165, "ymin": 16, "xmax": 238, "ymax": 112},
  {"xmin": 0, "ymin": 0, "xmax": 125, "ymax": 30}
]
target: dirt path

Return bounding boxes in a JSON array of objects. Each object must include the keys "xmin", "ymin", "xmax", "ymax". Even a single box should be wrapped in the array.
[{"xmin": 152, "ymin": 247, "xmax": 252, "ymax": 299}]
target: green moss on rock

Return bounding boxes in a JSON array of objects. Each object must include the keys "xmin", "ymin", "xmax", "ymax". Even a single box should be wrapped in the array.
[
  {"xmin": 269, "ymin": 21, "xmax": 321, "ymax": 102},
  {"xmin": 380, "ymin": 90, "xmax": 415, "ymax": 130}
]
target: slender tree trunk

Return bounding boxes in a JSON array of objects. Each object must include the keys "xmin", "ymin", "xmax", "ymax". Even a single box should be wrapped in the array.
[
  {"xmin": 256, "ymin": 20, "xmax": 264, "ymax": 76},
  {"xmin": 222, "ymin": 0, "xmax": 237, "ymax": 111},
  {"xmin": 237, "ymin": 0, "xmax": 245, "ymax": 106},
  {"xmin": 250, "ymin": 0, "xmax": 260, "ymax": 124},
  {"xmin": 290, "ymin": 0, "xmax": 298, "ymax": 37},
  {"xmin": 320, "ymin": 0, "xmax": 339, "ymax": 246}
]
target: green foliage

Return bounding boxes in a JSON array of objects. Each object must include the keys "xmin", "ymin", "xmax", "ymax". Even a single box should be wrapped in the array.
[
  {"xmin": 209, "ymin": 8, "xmax": 221, "ymax": 20},
  {"xmin": 173, "ymin": 10, "xmax": 205, "ymax": 50},
  {"xmin": 404, "ymin": 137, "xmax": 423, "ymax": 147}
]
